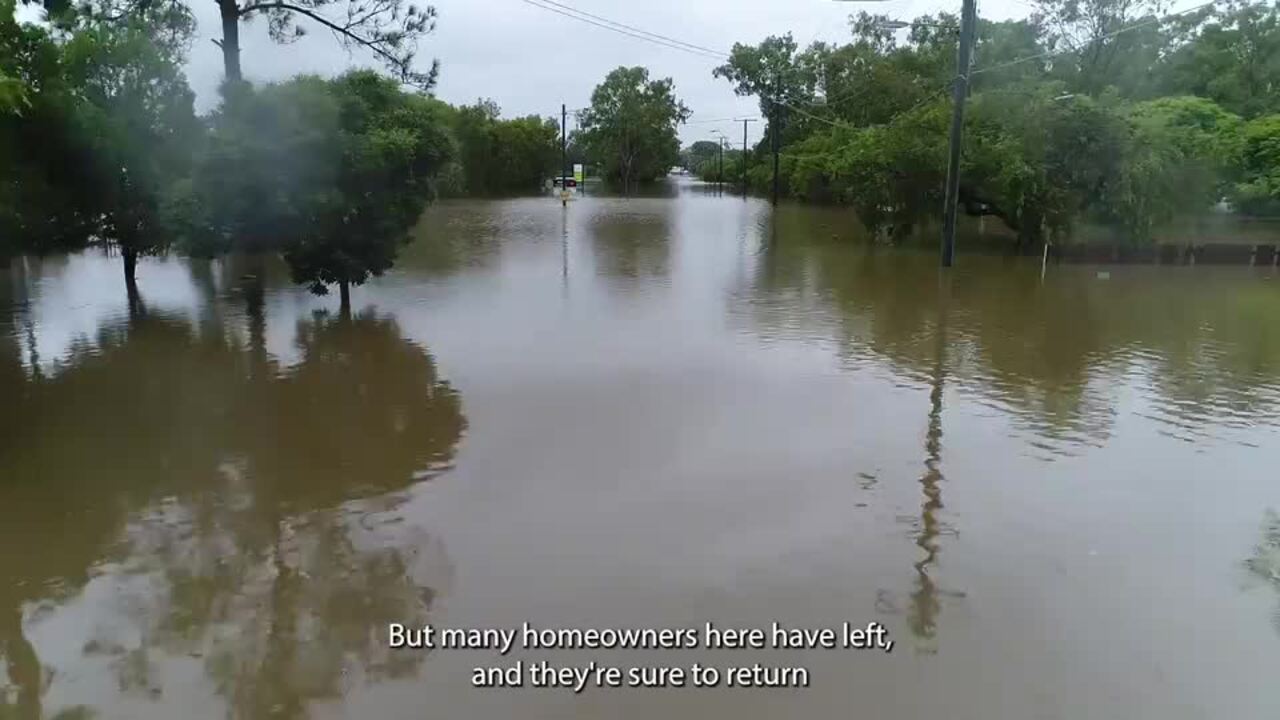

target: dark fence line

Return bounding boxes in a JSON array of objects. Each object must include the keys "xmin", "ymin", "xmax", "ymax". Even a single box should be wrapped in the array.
[{"xmin": 1046, "ymin": 242, "xmax": 1280, "ymax": 266}]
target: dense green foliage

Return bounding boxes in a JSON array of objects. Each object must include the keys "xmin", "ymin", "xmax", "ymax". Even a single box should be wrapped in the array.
[
  {"xmin": 716, "ymin": 0, "xmax": 1280, "ymax": 243},
  {"xmin": 2, "ymin": 0, "xmax": 199, "ymax": 277},
  {"xmin": 577, "ymin": 66, "xmax": 690, "ymax": 192},
  {"xmin": 1236, "ymin": 114, "xmax": 1280, "ymax": 214},
  {"xmin": 680, "ymin": 140, "xmax": 719, "ymax": 172},
  {"xmin": 437, "ymin": 99, "xmax": 560, "ymax": 196},
  {"xmin": 1, "ymin": 3, "xmax": 560, "ymax": 296},
  {"xmin": 692, "ymin": 147, "xmax": 744, "ymax": 185},
  {"xmin": 23, "ymin": 0, "xmax": 438, "ymax": 88},
  {"xmin": 173, "ymin": 71, "xmax": 453, "ymax": 305}
]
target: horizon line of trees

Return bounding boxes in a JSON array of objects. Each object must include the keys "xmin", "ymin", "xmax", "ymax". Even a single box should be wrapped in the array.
[
  {"xmin": 681, "ymin": 140, "xmax": 746, "ymax": 184},
  {"xmin": 711, "ymin": 0, "xmax": 1280, "ymax": 245}
]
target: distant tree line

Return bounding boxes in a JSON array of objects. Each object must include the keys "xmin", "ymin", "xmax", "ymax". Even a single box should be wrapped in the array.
[
  {"xmin": 681, "ymin": 140, "xmax": 746, "ymax": 184},
  {"xmin": 436, "ymin": 99, "xmax": 562, "ymax": 197},
  {"xmin": 714, "ymin": 0, "xmax": 1280, "ymax": 245}
]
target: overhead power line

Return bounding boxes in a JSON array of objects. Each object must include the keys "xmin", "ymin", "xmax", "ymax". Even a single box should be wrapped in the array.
[
  {"xmin": 528, "ymin": 0, "xmax": 727, "ymax": 57},
  {"xmin": 517, "ymin": 0, "xmax": 727, "ymax": 60},
  {"xmin": 515, "ymin": 0, "xmax": 914, "ymax": 127}
]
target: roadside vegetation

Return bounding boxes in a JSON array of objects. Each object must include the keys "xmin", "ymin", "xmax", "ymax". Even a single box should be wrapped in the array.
[
  {"xmin": 706, "ymin": 0, "xmax": 1280, "ymax": 244},
  {"xmin": 1, "ymin": 0, "xmax": 569, "ymax": 303}
]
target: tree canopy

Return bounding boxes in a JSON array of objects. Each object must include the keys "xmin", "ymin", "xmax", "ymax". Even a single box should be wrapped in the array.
[
  {"xmin": 437, "ymin": 99, "xmax": 560, "ymax": 196},
  {"xmin": 2, "ymin": 0, "xmax": 199, "ymax": 280},
  {"xmin": 2, "ymin": 1, "xmax": 562, "ymax": 298},
  {"xmin": 173, "ymin": 71, "xmax": 453, "ymax": 308},
  {"xmin": 713, "ymin": 0, "xmax": 1280, "ymax": 244},
  {"xmin": 680, "ymin": 140, "xmax": 720, "ymax": 172},
  {"xmin": 577, "ymin": 66, "xmax": 690, "ymax": 192},
  {"xmin": 21, "ymin": 0, "xmax": 438, "ymax": 88}
]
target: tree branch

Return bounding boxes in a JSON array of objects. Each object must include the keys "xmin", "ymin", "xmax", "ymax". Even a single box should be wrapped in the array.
[{"xmin": 236, "ymin": 1, "xmax": 420, "ymax": 79}]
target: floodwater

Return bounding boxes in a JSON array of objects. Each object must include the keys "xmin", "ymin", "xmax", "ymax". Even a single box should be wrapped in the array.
[{"xmin": 3, "ymin": 179, "xmax": 1280, "ymax": 719}]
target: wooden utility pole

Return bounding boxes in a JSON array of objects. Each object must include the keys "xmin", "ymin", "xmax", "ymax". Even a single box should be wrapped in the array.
[
  {"xmin": 718, "ymin": 138, "xmax": 724, "ymax": 195},
  {"xmin": 940, "ymin": 0, "xmax": 978, "ymax": 267},
  {"xmin": 770, "ymin": 98, "xmax": 780, "ymax": 206},
  {"xmin": 739, "ymin": 117, "xmax": 757, "ymax": 198},
  {"xmin": 561, "ymin": 104, "xmax": 568, "ymax": 207}
]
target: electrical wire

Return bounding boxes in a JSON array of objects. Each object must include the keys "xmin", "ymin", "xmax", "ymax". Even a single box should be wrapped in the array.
[
  {"xmin": 516, "ymin": 0, "xmax": 948, "ymax": 133},
  {"xmin": 529, "ymin": 0, "xmax": 726, "ymax": 57},
  {"xmin": 517, "ymin": 0, "xmax": 727, "ymax": 60}
]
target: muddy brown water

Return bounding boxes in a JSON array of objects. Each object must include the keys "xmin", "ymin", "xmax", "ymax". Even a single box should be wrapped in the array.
[{"xmin": 3, "ymin": 179, "xmax": 1280, "ymax": 719}]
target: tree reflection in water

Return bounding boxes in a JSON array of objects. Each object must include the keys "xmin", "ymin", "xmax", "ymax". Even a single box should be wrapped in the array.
[
  {"xmin": 588, "ymin": 205, "xmax": 673, "ymax": 283},
  {"xmin": 739, "ymin": 223, "xmax": 1280, "ymax": 455},
  {"xmin": 0, "ymin": 303, "xmax": 466, "ymax": 719}
]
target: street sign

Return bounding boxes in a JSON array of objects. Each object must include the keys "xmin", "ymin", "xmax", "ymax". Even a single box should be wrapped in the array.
[{"xmin": 573, "ymin": 163, "xmax": 584, "ymax": 184}]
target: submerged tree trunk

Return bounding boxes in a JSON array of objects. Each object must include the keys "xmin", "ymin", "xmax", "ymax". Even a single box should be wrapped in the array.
[
  {"xmin": 245, "ymin": 265, "xmax": 268, "ymax": 378},
  {"xmin": 122, "ymin": 246, "xmax": 139, "ymax": 291},
  {"xmin": 1016, "ymin": 205, "xmax": 1044, "ymax": 252},
  {"xmin": 218, "ymin": 0, "xmax": 243, "ymax": 83},
  {"xmin": 338, "ymin": 279, "xmax": 351, "ymax": 316}
]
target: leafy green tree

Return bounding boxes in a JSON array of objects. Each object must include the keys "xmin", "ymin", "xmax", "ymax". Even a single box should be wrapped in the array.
[
  {"xmin": 1233, "ymin": 114, "xmax": 1280, "ymax": 214},
  {"xmin": 283, "ymin": 72, "xmax": 450, "ymax": 308},
  {"xmin": 963, "ymin": 91, "xmax": 1169, "ymax": 244},
  {"xmin": 23, "ymin": 0, "xmax": 438, "ymax": 88},
  {"xmin": 1129, "ymin": 95, "xmax": 1243, "ymax": 203},
  {"xmin": 490, "ymin": 113, "xmax": 561, "ymax": 190},
  {"xmin": 971, "ymin": 18, "xmax": 1050, "ymax": 91},
  {"xmin": 179, "ymin": 71, "xmax": 451, "ymax": 310},
  {"xmin": 681, "ymin": 140, "xmax": 719, "ymax": 171},
  {"xmin": 1, "ymin": 0, "xmax": 197, "ymax": 284},
  {"xmin": 447, "ymin": 99, "xmax": 500, "ymax": 193},
  {"xmin": 1, "ymin": 3, "xmax": 81, "ymax": 264},
  {"xmin": 715, "ymin": 34, "xmax": 812, "ymax": 112},
  {"xmin": 0, "ymin": 0, "xmax": 24, "ymax": 115},
  {"xmin": 61, "ymin": 14, "xmax": 200, "ymax": 290},
  {"xmin": 1159, "ymin": 1, "xmax": 1280, "ymax": 118},
  {"xmin": 1030, "ymin": 0, "xmax": 1166, "ymax": 95},
  {"xmin": 442, "ymin": 99, "xmax": 559, "ymax": 195},
  {"xmin": 169, "ymin": 76, "xmax": 348, "ymax": 257},
  {"xmin": 712, "ymin": 1, "xmax": 1280, "ymax": 241},
  {"xmin": 0, "ymin": 75, "xmax": 22, "ymax": 108},
  {"xmin": 577, "ymin": 66, "xmax": 689, "ymax": 193},
  {"xmin": 714, "ymin": 34, "xmax": 816, "ymax": 146},
  {"xmin": 695, "ymin": 148, "xmax": 742, "ymax": 183},
  {"xmin": 0, "ymin": 54, "xmax": 25, "ymax": 112}
]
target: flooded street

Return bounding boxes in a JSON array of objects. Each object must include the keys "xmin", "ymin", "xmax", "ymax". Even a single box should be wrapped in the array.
[{"xmin": 3, "ymin": 179, "xmax": 1280, "ymax": 719}]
